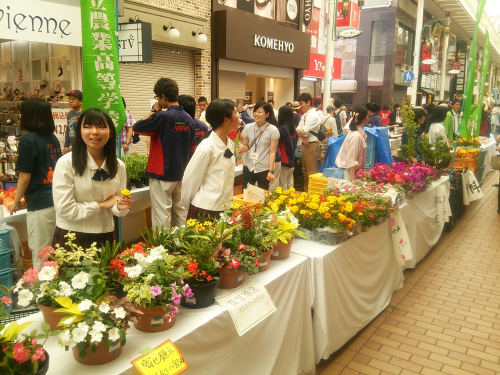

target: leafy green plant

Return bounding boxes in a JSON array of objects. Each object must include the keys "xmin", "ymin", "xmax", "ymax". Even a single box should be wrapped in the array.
[
  {"xmin": 398, "ymin": 95, "xmax": 418, "ymax": 161},
  {"xmin": 418, "ymin": 134, "xmax": 451, "ymax": 168}
]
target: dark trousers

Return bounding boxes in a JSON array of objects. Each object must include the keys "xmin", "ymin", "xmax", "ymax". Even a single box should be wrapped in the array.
[{"xmin": 243, "ymin": 165, "xmax": 270, "ymax": 191}]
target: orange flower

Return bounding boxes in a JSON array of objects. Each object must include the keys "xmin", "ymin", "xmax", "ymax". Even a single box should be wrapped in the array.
[
  {"xmin": 347, "ymin": 224, "xmax": 353, "ymax": 229},
  {"xmin": 324, "ymin": 213, "xmax": 331, "ymax": 219}
]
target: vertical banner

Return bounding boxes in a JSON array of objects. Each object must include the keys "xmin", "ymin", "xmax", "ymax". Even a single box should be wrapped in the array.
[
  {"xmin": 388, "ymin": 211, "xmax": 413, "ymax": 266},
  {"xmin": 81, "ymin": 0, "xmax": 126, "ymax": 131},
  {"xmin": 469, "ymin": 30, "xmax": 489, "ymax": 137}
]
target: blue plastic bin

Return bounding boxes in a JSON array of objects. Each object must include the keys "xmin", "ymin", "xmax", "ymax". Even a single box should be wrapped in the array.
[
  {"xmin": 0, "ymin": 249, "xmax": 11, "ymax": 271},
  {"xmin": 0, "ymin": 230, "xmax": 9, "ymax": 250}
]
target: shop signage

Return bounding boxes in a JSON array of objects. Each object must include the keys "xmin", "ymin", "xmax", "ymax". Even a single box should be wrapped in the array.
[
  {"xmin": 338, "ymin": 28, "xmax": 362, "ymax": 38},
  {"xmin": 336, "ymin": 1, "xmax": 360, "ymax": 29},
  {"xmin": 402, "ymin": 71, "xmax": 414, "ymax": 82},
  {"xmin": 52, "ymin": 108, "xmax": 69, "ymax": 149},
  {"xmin": 286, "ymin": 0, "xmax": 298, "ymax": 24},
  {"xmin": 303, "ymin": 0, "xmax": 313, "ymax": 28},
  {"xmin": 0, "ymin": 0, "xmax": 82, "ymax": 46},
  {"xmin": 253, "ymin": 34, "xmax": 294, "ymax": 53},
  {"xmin": 304, "ymin": 52, "xmax": 342, "ymax": 79},
  {"xmin": 305, "ymin": 7, "xmax": 320, "ymax": 53},
  {"xmin": 132, "ymin": 340, "xmax": 188, "ymax": 375},
  {"xmin": 118, "ymin": 22, "xmax": 153, "ymax": 63}
]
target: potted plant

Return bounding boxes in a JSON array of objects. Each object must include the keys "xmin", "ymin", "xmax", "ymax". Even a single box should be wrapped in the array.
[{"xmin": 418, "ymin": 135, "xmax": 451, "ymax": 177}]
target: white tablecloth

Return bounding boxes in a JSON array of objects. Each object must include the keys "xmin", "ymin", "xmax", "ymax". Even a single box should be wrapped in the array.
[
  {"xmin": 481, "ymin": 139, "xmax": 497, "ymax": 176},
  {"xmin": 11, "ymin": 254, "xmax": 316, "ymax": 375},
  {"xmin": 399, "ymin": 176, "xmax": 450, "ymax": 269},
  {"xmin": 291, "ymin": 223, "xmax": 404, "ymax": 363}
]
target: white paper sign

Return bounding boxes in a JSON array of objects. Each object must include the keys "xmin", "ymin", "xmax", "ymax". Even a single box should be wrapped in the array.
[
  {"xmin": 216, "ymin": 280, "xmax": 276, "ymax": 336},
  {"xmin": 462, "ymin": 170, "xmax": 484, "ymax": 205},
  {"xmin": 435, "ymin": 184, "xmax": 451, "ymax": 224},
  {"xmin": 388, "ymin": 210, "xmax": 413, "ymax": 266},
  {"xmin": 51, "ymin": 108, "xmax": 70, "ymax": 149}
]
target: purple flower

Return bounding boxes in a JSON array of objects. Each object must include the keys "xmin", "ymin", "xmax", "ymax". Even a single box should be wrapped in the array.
[
  {"xmin": 150, "ymin": 285, "xmax": 162, "ymax": 297},
  {"xmin": 171, "ymin": 283, "xmax": 177, "ymax": 291},
  {"xmin": 169, "ymin": 304, "xmax": 179, "ymax": 315},
  {"xmin": 171, "ymin": 291, "xmax": 182, "ymax": 305},
  {"xmin": 183, "ymin": 284, "xmax": 194, "ymax": 298}
]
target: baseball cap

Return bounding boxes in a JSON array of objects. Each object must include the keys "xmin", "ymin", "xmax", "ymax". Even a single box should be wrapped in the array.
[
  {"xmin": 291, "ymin": 101, "xmax": 300, "ymax": 110},
  {"xmin": 66, "ymin": 89, "xmax": 83, "ymax": 99}
]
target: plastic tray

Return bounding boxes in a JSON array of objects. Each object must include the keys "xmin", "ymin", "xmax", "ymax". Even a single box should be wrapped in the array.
[
  {"xmin": 0, "ymin": 230, "xmax": 9, "ymax": 251},
  {"xmin": 0, "ymin": 249, "xmax": 11, "ymax": 271}
]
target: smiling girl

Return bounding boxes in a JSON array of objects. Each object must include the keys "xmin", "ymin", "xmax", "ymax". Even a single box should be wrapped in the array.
[{"xmin": 52, "ymin": 108, "xmax": 131, "ymax": 248}]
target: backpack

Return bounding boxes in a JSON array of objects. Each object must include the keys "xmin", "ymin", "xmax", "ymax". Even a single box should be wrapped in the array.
[
  {"xmin": 333, "ymin": 110, "xmax": 343, "ymax": 134},
  {"xmin": 310, "ymin": 120, "xmax": 327, "ymax": 141}
]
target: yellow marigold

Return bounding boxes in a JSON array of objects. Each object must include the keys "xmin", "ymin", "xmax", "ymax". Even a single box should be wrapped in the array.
[
  {"xmin": 307, "ymin": 202, "xmax": 319, "ymax": 210},
  {"xmin": 345, "ymin": 204, "xmax": 353, "ymax": 213},
  {"xmin": 358, "ymin": 212, "xmax": 363, "ymax": 216},
  {"xmin": 300, "ymin": 210, "xmax": 307, "ymax": 215},
  {"xmin": 301, "ymin": 192, "xmax": 308, "ymax": 197},
  {"xmin": 338, "ymin": 213, "xmax": 346, "ymax": 222},
  {"xmin": 311, "ymin": 195, "xmax": 320, "ymax": 203},
  {"xmin": 324, "ymin": 213, "xmax": 331, "ymax": 219},
  {"xmin": 279, "ymin": 195, "xmax": 287, "ymax": 202},
  {"xmin": 290, "ymin": 206, "xmax": 299, "ymax": 213},
  {"xmin": 203, "ymin": 221, "xmax": 213, "ymax": 226},
  {"xmin": 318, "ymin": 206, "xmax": 329, "ymax": 214},
  {"xmin": 288, "ymin": 199, "xmax": 297, "ymax": 205},
  {"xmin": 297, "ymin": 197, "xmax": 305, "ymax": 204},
  {"xmin": 286, "ymin": 187, "xmax": 295, "ymax": 194},
  {"xmin": 347, "ymin": 224, "xmax": 353, "ymax": 229},
  {"xmin": 195, "ymin": 224, "xmax": 205, "ymax": 232},
  {"xmin": 271, "ymin": 203, "xmax": 279, "ymax": 212},
  {"xmin": 186, "ymin": 219, "xmax": 197, "ymax": 226},
  {"xmin": 180, "ymin": 233, "xmax": 184, "ymax": 238},
  {"xmin": 275, "ymin": 187, "xmax": 283, "ymax": 194},
  {"xmin": 327, "ymin": 196, "xmax": 337, "ymax": 203},
  {"xmin": 231, "ymin": 202, "xmax": 243, "ymax": 209},
  {"xmin": 121, "ymin": 189, "xmax": 131, "ymax": 196}
]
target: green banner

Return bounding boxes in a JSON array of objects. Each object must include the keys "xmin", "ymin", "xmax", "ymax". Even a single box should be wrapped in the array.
[
  {"xmin": 469, "ymin": 30, "xmax": 490, "ymax": 137},
  {"xmin": 81, "ymin": 0, "xmax": 126, "ymax": 131},
  {"xmin": 458, "ymin": 0, "xmax": 487, "ymax": 139}
]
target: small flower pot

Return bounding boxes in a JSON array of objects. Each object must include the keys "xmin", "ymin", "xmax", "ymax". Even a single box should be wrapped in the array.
[
  {"xmin": 71, "ymin": 338, "xmax": 123, "ymax": 365},
  {"xmin": 134, "ymin": 306, "xmax": 177, "ymax": 332},
  {"xmin": 259, "ymin": 249, "xmax": 273, "ymax": 272},
  {"xmin": 34, "ymin": 350, "xmax": 49, "ymax": 375},
  {"xmin": 39, "ymin": 305, "xmax": 67, "ymax": 331},
  {"xmin": 181, "ymin": 273, "xmax": 221, "ymax": 309},
  {"xmin": 374, "ymin": 217, "xmax": 387, "ymax": 225},
  {"xmin": 110, "ymin": 285, "xmax": 128, "ymax": 299},
  {"xmin": 351, "ymin": 224, "xmax": 362, "ymax": 236},
  {"xmin": 134, "ymin": 180, "xmax": 144, "ymax": 188},
  {"xmin": 271, "ymin": 239, "xmax": 294, "ymax": 260},
  {"xmin": 126, "ymin": 182, "xmax": 133, "ymax": 190},
  {"xmin": 362, "ymin": 225, "xmax": 371, "ymax": 232},
  {"xmin": 218, "ymin": 267, "xmax": 244, "ymax": 289},
  {"xmin": 143, "ymin": 178, "xmax": 149, "ymax": 186}
]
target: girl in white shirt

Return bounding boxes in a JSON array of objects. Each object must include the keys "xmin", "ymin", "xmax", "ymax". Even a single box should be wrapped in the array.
[
  {"xmin": 428, "ymin": 106, "xmax": 449, "ymax": 145},
  {"xmin": 52, "ymin": 108, "xmax": 131, "ymax": 249},
  {"xmin": 182, "ymin": 99, "xmax": 240, "ymax": 220}
]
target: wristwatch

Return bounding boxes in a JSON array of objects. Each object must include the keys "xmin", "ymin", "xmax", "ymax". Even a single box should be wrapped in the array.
[
  {"xmin": 269, "ymin": 170, "xmax": 274, "ymax": 174},
  {"xmin": 124, "ymin": 142, "xmax": 130, "ymax": 145}
]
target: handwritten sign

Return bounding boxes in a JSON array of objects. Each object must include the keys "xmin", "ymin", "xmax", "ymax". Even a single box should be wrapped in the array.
[
  {"xmin": 435, "ymin": 184, "xmax": 451, "ymax": 224},
  {"xmin": 388, "ymin": 210, "xmax": 413, "ymax": 266},
  {"xmin": 216, "ymin": 280, "xmax": 276, "ymax": 336},
  {"xmin": 51, "ymin": 108, "xmax": 69, "ymax": 149},
  {"xmin": 132, "ymin": 340, "xmax": 188, "ymax": 375}
]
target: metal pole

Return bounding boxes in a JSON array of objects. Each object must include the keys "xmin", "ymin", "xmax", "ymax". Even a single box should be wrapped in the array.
[
  {"xmin": 408, "ymin": 0, "xmax": 424, "ymax": 105},
  {"xmin": 115, "ymin": 0, "xmax": 122, "ymax": 244},
  {"xmin": 439, "ymin": 15, "xmax": 450, "ymax": 101},
  {"xmin": 323, "ymin": 0, "xmax": 337, "ymax": 114}
]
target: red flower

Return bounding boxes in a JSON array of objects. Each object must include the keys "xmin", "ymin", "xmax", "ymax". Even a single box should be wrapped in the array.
[
  {"xmin": 255, "ymin": 260, "xmax": 261, "ymax": 267},
  {"xmin": 12, "ymin": 342, "xmax": 29, "ymax": 364},
  {"xmin": 230, "ymin": 258, "xmax": 241, "ymax": 269},
  {"xmin": 240, "ymin": 209, "xmax": 254, "ymax": 230},
  {"xmin": 251, "ymin": 252, "xmax": 255, "ymax": 257},
  {"xmin": 188, "ymin": 262, "xmax": 199, "ymax": 274},
  {"xmin": 237, "ymin": 243, "xmax": 246, "ymax": 251},
  {"xmin": 31, "ymin": 347, "xmax": 46, "ymax": 363},
  {"xmin": 399, "ymin": 239, "xmax": 403, "ymax": 244},
  {"xmin": 201, "ymin": 271, "xmax": 207, "ymax": 276},
  {"xmin": 206, "ymin": 275, "xmax": 213, "ymax": 282},
  {"xmin": 1, "ymin": 296, "xmax": 12, "ymax": 307}
]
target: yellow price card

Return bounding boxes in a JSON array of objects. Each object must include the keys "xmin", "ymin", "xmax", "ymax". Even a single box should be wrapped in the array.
[{"xmin": 132, "ymin": 340, "xmax": 188, "ymax": 375}]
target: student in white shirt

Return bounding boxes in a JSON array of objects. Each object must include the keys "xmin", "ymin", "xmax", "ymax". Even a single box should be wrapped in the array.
[
  {"xmin": 428, "ymin": 106, "xmax": 450, "ymax": 145},
  {"xmin": 182, "ymin": 99, "xmax": 239, "ymax": 220},
  {"xmin": 268, "ymin": 99, "xmax": 279, "ymax": 120},
  {"xmin": 52, "ymin": 108, "xmax": 131, "ymax": 249}
]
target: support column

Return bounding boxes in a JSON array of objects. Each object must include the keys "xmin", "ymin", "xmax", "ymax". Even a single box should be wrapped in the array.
[
  {"xmin": 408, "ymin": 0, "xmax": 424, "ymax": 105},
  {"xmin": 439, "ymin": 15, "xmax": 450, "ymax": 101},
  {"xmin": 323, "ymin": 0, "xmax": 336, "ymax": 114}
]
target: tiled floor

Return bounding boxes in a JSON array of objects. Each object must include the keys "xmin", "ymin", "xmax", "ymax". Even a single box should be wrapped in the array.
[{"xmin": 316, "ymin": 171, "xmax": 500, "ymax": 375}]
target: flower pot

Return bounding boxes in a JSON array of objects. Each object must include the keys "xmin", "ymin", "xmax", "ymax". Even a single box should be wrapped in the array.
[
  {"xmin": 259, "ymin": 249, "xmax": 273, "ymax": 272},
  {"xmin": 350, "ymin": 224, "xmax": 362, "ymax": 236},
  {"xmin": 71, "ymin": 338, "xmax": 123, "ymax": 365},
  {"xmin": 135, "ymin": 180, "xmax": 144, "ymax": 188},
  {"xmin": 134, "ymin": 306, "xmax": 177, "ymax": 332},
  {"xmin": 34, "ymin": 350, "xmax": 49, "ymax": 375},
  {"xmin": 181, "ymin": 273, "xmax": 221, "ymax": 309},
  {"xmin": 374, "ymin": 217, "xmax": 387, "ymax": 225},
  {"xmin": 405, "ymin": 191, "xmax": 419, "ymax": 200},
  {"xmin": 218, "ymin": 267, "xmax": 244, "ymax": 289},
  {"xmin": 110, "ymin": 285, "xmax": 128, "ymax": 299},
  {"xmin": 39, "ymin": 305, "xmax": 67, "ymax": 331},
  {"xmin": 362, "ymin": 225, "xmax": 371, "ymax": 232},
  {"xmin": 271, "ymin": 239, "xmax": 293, "ymax": 260},
  {"xmin": 143, "ymin": 178, "xmax": 149, "ymax": 186},
  {"xmin": 126, "ymin": 181, "xmax": 132, "ymax": 190}
]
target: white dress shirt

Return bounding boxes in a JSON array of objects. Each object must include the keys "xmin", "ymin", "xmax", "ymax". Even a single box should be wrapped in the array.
[
  {"xmin": 53, "ymin": 152, "xmax": 128, "ymax": 234},
  {"xmin": 429, "ymin": 123, "xmax": 449, "ymax": 145},
  {"xmin": 297, "ymin": 108, "xmax": 321, "ymax": 142},
  {"xmin": 182, "ymin": 131, "xmax": 235, "ymax": 211}
]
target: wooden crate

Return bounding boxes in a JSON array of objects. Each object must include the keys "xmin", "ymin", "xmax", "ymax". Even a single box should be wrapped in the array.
[
  {"xmin": 451, "ymin": 157, "xmax": 478, "ymax": 170},
  {"xmin": 308, "ymin": 173, "xmax": 329, "ymax": 195},
  {"xmin": 232, "ymin": 194, "xmax": 262, "ymax": 208}
]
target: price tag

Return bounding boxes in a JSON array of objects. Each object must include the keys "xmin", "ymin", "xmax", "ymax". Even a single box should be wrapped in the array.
[
  {"xmin": 131, "ymin": 340, "xmax": 188, "ymax": 375},
  {"xmin": 216, "ymin": 280, "xmax": 276, "ymax": 336}
]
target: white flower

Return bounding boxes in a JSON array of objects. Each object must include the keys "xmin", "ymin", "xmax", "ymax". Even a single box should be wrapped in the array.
[
  {"xmin": 113, "ymin": 306, "xmax": 126, "ymax": 319},
  {"xmin": 62, "ymin": 316, "xmax": 75, "ymax": 325},
  {"xmin": 38, "ymin": 266, "xmax": 57, "ymax": 281},
  {"xmin": 146, "ymin": 274, "xmax": 155, "ymax": 282},
  {"xmin": 71, "ymin": 327, "xmax": 88, "ymax": 343},
  {"xmin": 155, "ymin": 245, "xmax": 166, "ymax": 253},
  {"xmin": 108, "ymin": 327, "xmax": 120, "ymax": 342},
  {"xmin": 58, "ymin": 330, "xmax": 77, "ymax": 348},
  {"xmin": 77, "ymin": 322, "xmax": 89, "ymax": 331},
  {"xmin": 89, "ymin": 329, "xmax": 103, "ymax": 343},
  {"xmin": 18, "ymin": 289, "xmax": 33, "ymax": 307},
  {"xmin": 98, "ymin": 302, "xmax": 110, "ymax": 313},
  {"xmin": 124, "ymin": 264, "xmax": 143, "ymax": 278},
  {"xmin": 133, "ymin": 252, "xmax": 146, "ymax": 262},
  {"xmin": 92, "ymin": 321, "xmax": 107, "ymax": 332},
  {"xmin": 14, "ymin": 279, "xmax": 24, "ymax": 293},
  {"xmin": 71, "ymin": 272, "xmax": 90, "ymax": 289},
  {"xmin": 77, "ymin": 299, "xmax": 93, "ymax": 312},
  {"xmin": 58, "ymin": 281, "xmax": 74, "ymax": 297}
]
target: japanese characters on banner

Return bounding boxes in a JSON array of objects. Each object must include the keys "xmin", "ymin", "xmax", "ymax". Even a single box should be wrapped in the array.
[
  {"xmin": 435, "ymin": 184, "xmax": 452, "ymax": 225},
  {"xmin": 462, "ymin": 170, "xmax": 484, "ymax": 205},
  {"xmin": 81, "ymin": 0, "xmax": 126, "ymax": 131},
  {"xmin": 52, "ymin": 108, "xmax": 70, "ymax": 149},
  {"xmin": 336, "ymin": 1, "xmax": 360, "ymax": 29},
  {"xmin": 216, "ymin": 280, "xmax": 276, "ymax": 336},
  {"xmin": 305, "ymin": 7, "xmax": 320, "ymax": 53},
  {"xmin": 388, "ymin": 211, "xmax": 413, "ymax": 266},
  {"xmin": 469, "ymin": 30, "xmax": 489, "ymax": 138}
]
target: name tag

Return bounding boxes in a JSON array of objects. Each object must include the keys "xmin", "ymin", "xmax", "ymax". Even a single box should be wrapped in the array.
[{"xmin": 250, "ymin": 152, "xmax": 259, "ymax": 160}]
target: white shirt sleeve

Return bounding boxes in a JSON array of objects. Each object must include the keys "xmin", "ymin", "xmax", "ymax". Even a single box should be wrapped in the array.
[
  {"xmin": 110, "ymin": 162, "xmax": 129, "ymax": 217},
  {"xmin": 181, "ymin": 146, "xmax": 211, "ymax": 210}
]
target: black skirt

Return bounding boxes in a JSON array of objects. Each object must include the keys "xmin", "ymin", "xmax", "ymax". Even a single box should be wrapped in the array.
[{"xmin": 52, "ymin": 227, "xmax": 115, "ymax": 249}]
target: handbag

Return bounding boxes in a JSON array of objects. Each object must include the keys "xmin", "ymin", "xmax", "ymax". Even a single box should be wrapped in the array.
[
  {"xmin": 491, "ymin": 154, "xmax": 500, "ymax": 170},
  {"xmin": 132, "ymin": 132, "xmax": 140, "ymax": 144}
]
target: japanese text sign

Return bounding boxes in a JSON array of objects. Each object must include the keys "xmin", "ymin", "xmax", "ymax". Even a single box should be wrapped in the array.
[
  {"xmin": 305, "ymin": 7, "xmax": 320, "ymax": 52},
  {"xmin": 216, "ymin": 280, "xmax": 276, "ymax": 336},
  {"xmin": 304, "ymin": 52, "xmax": 342, "ymax": 79},
  {"xmin": 132, "ymin": 340, "xmax": 188, "ymax": 375},
  {"xmin": 336, "ymin": 1, "xmax": 360, "ymax": 29},
  {"xmin": 81, "ymin": 0, "xmax": 126, "ymax": 131},
  {"xmin": 388, "ymin": 210, "xmax": 413, "ymax": 266}
]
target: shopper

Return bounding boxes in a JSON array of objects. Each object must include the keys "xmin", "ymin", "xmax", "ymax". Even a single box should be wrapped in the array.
[
  {"xmin": 133, "ymin": 78, "xmax": 195, "ymax": 229},
  {"xmin": 291, "ymin": 101, "xmax": 302, "ymax": 128},
  {"xmin": 480, "ymin": 104, "xmax": 491, "ymax": 137},
  {"xmin": 119, "ymin": 97, "xmax": 134, "ymax": 156},
  {"xmin": 9, "ymin": 98, "xmax": 62, "ymax": 268},
  {"xmin": 428, "ymin": 106, "xmax": 449, "ymax": 145},
  {"xmin": 314, "ymin": 99, "xmax": 323, "ymax": 117},
  {"xmin": 63, "ymin": 89, "xmax": 83, "ymax": 154},
  {"xmin": 268, "ymin": 99, "xmax": 279, "ymax": 120},
  {"xmin": 443, "ymin": 99, "xmax": 461, "ymax": 140},
  {"xmin": 182, "ymin": 99, "xmax": 239, "ymax": 220},
  {"xmin": 334, "ymin": 101, "xmax": 346, "ymax": 133},
  {"xmin": 401, "ymin": 108, "xmax": 425, "ymax": 162},
  {"xmin": 238, "ymin": 101, "xmax": 279, "ymax": 190},
  {"xmin": 389, "ymin": 103, "xmax": 401, "ymax": 124},
  {"xmin": 321, "ymin": 105, "xmax": 339, "ymax": 136},
  {"xmin": 335, "ymin": 105, "xmax": 369, "ymax": 180},
  {"xmin": 277, "ymin": 105, "xmax": 297, "ymax": 190},
  {"xmin": 52, "ymin": 108, "xmax": 131, "ymax": 249},
  {"xmin": 366, "ymin": 103, "xmax": 382, "ymax": 127},
  {"xmin": 297, "ymin": 93, "xmax": 321, "ymax": 189},
  {"xmin": 179, "ymin": 94, "xmax": 208, "ymax": 146},
  {"xmin": 380, "ymin": 105, "xmax": 391, "ymax": 126},
  {"xmin": 423, "ymin": 103, "xmax": 435, "ymax": 134},
  {"xmin": 198, "ymin": 96, "xmax": 210, "ymax": 130}
]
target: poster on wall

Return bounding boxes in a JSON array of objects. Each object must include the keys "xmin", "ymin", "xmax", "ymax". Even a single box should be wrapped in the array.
[
  {"xmin": 267, "ymin": 92, "xmax": 274, "ymax": 102},
  {"xmin": 219, "ymin": 0, "xmax": 276, "ymax": 21},
  {"xmin": 305, "ymin": 7, "xmax": 320, "ymax": 53},
  {"xmin": 244, "ymin": 92, "xmax": 253, "ymax": 105},
  {"xmin": 274, "ymin": 0, "xmax": 298, "ymax": 24}
]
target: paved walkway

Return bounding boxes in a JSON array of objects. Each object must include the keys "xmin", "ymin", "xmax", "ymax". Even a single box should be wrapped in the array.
[{"xmin": 316, "ymin": 171, "xmax": 500, "ymax": 375}]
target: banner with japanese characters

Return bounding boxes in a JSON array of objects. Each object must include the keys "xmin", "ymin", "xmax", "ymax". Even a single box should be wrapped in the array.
[
  {"xmin": 469, "ymin": 29, "xmax": 489, "ymax": 137},
  {"xmin": 81, "ymin": 0, "xmax": 126, "ymax": 131}
]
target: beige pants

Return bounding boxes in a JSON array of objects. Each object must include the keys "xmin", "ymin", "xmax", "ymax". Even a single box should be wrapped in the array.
[
  {"xmin": 27, "ymin": 206, "xmax": 56, "ymax": 269},
  {"xmin": 268, "ymin": 162, "xmax": 282, "ymax": 192},
  {"xmin": 279, "ymin": 166, "xmax": 294, "ymax": 190},
  {"xmin": 149, "ymin": 179, "xmax": 187, "ymax": 229},
  {"xmin": 302, "ymin": 142, "xmax": 319, "ymax": 191}
]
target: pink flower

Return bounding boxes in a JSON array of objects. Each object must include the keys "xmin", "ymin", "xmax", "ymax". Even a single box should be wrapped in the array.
[
  {"xmin": 38, "ymin": 246, "xmax": 55, "ymax": 261},
  {"xmin": 31, "ymin": 338, "xmax": 38, "ymax": 346},
  {"xmin": 31, "ymin": 347, "xmax": 46, "ymax": 363},
  {"xmin": 182, "ymin": 284, "xmax": 194, "ymax": 298},
  {"xmin": 222, "ymin": 248, "xmax": 231, "ymax": 256},
  {"xmin": 169, "ymin": 304, "xmax": 179, "ymax": 315},
  {"xmin": 1, "ymin": 296, "xmax": 12, "ymax": 307},
  {"xmin": 12, "ymin": 342, "xmax": 29, "ymax": 364},
  {"xmin": 237, "ymin": 244, "xmax": 246, "ymax": 251},
  {"xmin": 388, "ymin": 218, "xmax": 395, "ymax": 227},
  {"xmin": 22, "ymin": 268, "xmax": 39, "ymax": 285},
  {"xmin": 171, "ymin": 291, "xmax": 181, "ymax": 304},
  {"xmin": 230, "ymin": 258, "xmax": 241, "ymax": 269},
  {"xmin": 150, "ymin": 285, "xmax": 162, "ymax": 297}
]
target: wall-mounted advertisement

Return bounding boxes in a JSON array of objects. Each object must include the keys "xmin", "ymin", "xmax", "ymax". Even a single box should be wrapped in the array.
[{"xmin": 218, "ymin": 0, "xmax": 279, "ymax": 21}]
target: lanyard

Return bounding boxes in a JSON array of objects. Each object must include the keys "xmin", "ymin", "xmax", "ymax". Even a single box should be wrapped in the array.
[{"xmin": 253, "ymin": 123, "xmax": 269, "ymax": 152}]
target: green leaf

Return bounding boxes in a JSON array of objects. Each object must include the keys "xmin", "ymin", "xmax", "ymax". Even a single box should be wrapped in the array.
[
  {"xmin": 41, "ymin": 322, "xmax": 50, "ymax": 334},
  {"xmin": 91, "ymin": 343, "xmax": 97, "ymax": 353},
  {"xmin": 35, "ymin": 334, "xmax": 47, "ymax": 340},
  {"xmin": 79, "ymin": 350, "xmax": 87, "ymax": 359},
  {"xmin": 30, "ymin": 329, "xmax": 38, "ymax": 337},
  {"xmin": 49, "ymin": 330, "xmax": 63, "ymax": 336},
  {"xmin": 92, "ymin": 284, "xmax": 104, "ymax": 298},
  {"xmin": 54, "ymin": 297, "xmax": 73, "ymax": 309}
]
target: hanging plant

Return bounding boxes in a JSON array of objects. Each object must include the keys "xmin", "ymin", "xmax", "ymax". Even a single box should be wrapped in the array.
[{"xmin": 398, "ymin": 95, "xmax": 418, "ymax": 162}]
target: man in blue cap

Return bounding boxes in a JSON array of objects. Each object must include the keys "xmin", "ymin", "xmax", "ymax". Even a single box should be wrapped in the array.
[{"xmin": 63, "ymin": 89, "xmax": 83, "ymax": 154}]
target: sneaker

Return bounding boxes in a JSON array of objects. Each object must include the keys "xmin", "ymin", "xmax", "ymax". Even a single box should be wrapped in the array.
[{"xmin": 494, "ymin": 184, "xmax": 500, "ymax": 187}]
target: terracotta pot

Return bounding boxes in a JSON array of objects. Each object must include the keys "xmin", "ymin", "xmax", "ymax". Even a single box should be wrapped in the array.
[
  {"xmin": 373, "ymin": 217, "xmax": 387, "ymax": 225},
  {"xmin": 271, "ymin": 239, "xmax": 294, "ymax": 260},
  {"xmin": 134, "ymin": 306, "xmax": 177, "ymax": 332},
  {"xmin": 218, "ymin": 267, "xmax": 244, "ymax": 289},
  {"xmin": 72, "ymin": 338, "xmax": 123, "ymax": 365},
  {"xmin": 362, "ymin": 225, "xmax": 371, "ymax": 232},
  {"xmin": 259, "ymin": 249, "xmax": 273, "ymax": 272},
  {"xmin": 181, "ymin": 273, "xmax": 221, "ymax": 309},
  {"xmin": 34, "ymin": 350, "xmax": 49, "ymax": 375},
  {"xmin": 39, "ymin": 305, "xmax": 67, "ymax": 331}
]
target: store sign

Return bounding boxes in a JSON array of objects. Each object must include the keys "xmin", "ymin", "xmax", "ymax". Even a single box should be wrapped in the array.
[
  {"xmin": 0, "ymin": 0, "xmax": 82, "ymax": 46},
  {"xmin": 304, "ymin": 52, "xmax": 342, "ymax": 79},
  {"xmin": 52, "ymin": 108, "xmax": 69, "ymax": 149},
  {"xmin": 336, "ymin": 1, "xmax": 360, "ymax": 29},
  {"xmin": 253, "ymin": 35, "xmax": 294, "ymax": 53},
  {"xmin": 303, "ymin": 0, "xmax": 313, "ymax": 27},
  {"xmin": 338, "ymin": 28, "xmax": 362, "ymax": 38},
  {"xmin": 118, "ymin": 22, "xmax": 153, "ymax": 63},
  {"xmin": 286, "ymin": 0, "xmax": 298, "ymax": 24},
  {"xmin": 305, "ymin": 7, "xmax": 320, "ymax": 53}
]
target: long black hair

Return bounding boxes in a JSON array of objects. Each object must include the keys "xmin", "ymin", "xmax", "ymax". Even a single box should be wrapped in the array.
[
  {"xmin": 278, "ymin": 105, "xmax": 296, "ymax": 136},
  {"xmin": 20, "ymin": 98, "xmax": 55, "ymax": 135},
  {"xmin": 72, "ymin": 108, "xmax": 118, "ymax": 178},
  {"xmin": 253, "ymin": 101, "xmax": 277, "ymax": 126},
  {"xmin": 349, "ymin": 105, "xmax": 369, "ymax": 131}
]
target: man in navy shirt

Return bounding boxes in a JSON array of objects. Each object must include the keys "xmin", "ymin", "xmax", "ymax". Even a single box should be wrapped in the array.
[
  {"xmin": 133, "ymin": 78, "xmax": 195, "ymax": 229},
  {"xmin": 178, "ymin": 94, "xmax": 208, "ymax": 146}
]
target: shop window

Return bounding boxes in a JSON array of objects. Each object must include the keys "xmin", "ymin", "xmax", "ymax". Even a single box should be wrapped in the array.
[
  {"xmin": 370, "ymin": 21, "xmax": 387, "ymax": 64},
  {"xmin": 368, "ymin": 86, "xmax": 383, "ymax": 105},
  {"xmin": 396, "ymin": 24, "xmax": 414, "ymax": 66}
]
